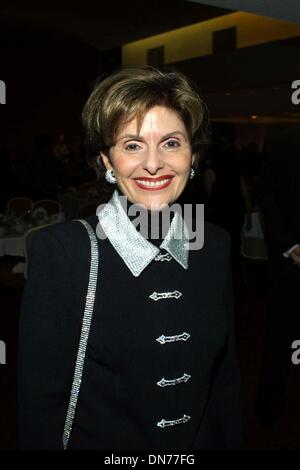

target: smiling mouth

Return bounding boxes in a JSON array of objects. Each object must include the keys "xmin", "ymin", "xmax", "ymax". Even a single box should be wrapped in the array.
[{"xmin": 134, "ymin": 177, "xmax": 173, "ymax": 190}]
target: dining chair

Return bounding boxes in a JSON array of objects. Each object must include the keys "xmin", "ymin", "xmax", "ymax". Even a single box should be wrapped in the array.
[
  {"xmin": 6, "ymin": 197, "xmax": 33, "ymax": 216},
  {"xmin": 33, "ymin": 199, "xmax": 62, "ymax": 216}
]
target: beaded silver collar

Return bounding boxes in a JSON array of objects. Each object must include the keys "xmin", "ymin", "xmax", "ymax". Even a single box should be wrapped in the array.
[{"xmin": 97, "ymin": 190, "xmax": 189, "ymax": 277}]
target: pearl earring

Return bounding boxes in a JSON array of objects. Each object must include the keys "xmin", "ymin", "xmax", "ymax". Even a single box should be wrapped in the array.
[
  {"xmin": 105, "ymin": 169, "xmax": 116, "ymax": 184},
  {"xmin": 189, "ymin": 167, "xmax": 195, "ymax": 180}
]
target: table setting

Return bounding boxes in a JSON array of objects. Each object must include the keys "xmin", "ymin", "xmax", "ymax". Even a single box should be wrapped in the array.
[{"xmin": 0, "ymin": 208, "xmax": 65, "ymax": 258}]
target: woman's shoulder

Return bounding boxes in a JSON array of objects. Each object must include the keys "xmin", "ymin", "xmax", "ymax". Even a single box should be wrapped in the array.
[{"xmin": 29, "ymin": 215, "xmax": 99, "ymax": 252}]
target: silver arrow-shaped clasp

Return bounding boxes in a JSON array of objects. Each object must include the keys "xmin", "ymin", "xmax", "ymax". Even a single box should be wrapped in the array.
[
  {"xmin": 157, "ymin": 414, "xmax": 191, "ymax": 428},
  {"xmin": 156, "ymin": 332, "xmax": 190, "ymax": 345},
  {"xmin": 157, "ymin": 373, "xmax": 191, "ymax": 387},
  {"xmin": 149, "ymin": 290, "xmax": 182, "ymax": 301}
]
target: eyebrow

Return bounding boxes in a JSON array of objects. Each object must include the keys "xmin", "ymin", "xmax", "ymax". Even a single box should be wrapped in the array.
[{"xmin": 117, "ymin": 131, "xmax": 187, "ymax": 142}]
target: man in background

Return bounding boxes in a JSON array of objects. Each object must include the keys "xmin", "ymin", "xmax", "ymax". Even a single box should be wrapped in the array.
[{"xmin": 255, "ymin": 126, "xmax": 300, "ymax": 426}]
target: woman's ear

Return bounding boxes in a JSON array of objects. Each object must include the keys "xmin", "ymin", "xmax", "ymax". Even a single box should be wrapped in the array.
[
  {"xmin": 192, "ymin": 154, "xmax": 196, "ymax": 167},
  {"xmin": 99, "ymin": 152, "xmax": 112, "ymax": 171}
]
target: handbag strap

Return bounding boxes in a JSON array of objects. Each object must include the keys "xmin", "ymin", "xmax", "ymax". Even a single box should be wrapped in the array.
[{"xmin": 62, "ymin": 219, "xmax": 99, "ymax": 450}]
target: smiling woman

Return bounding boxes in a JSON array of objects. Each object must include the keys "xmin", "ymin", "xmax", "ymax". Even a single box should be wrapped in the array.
[
  {"xmin": 19, "ymin": 65, "xmax": 243, "ymax": 450},
  {"xmin": 82, "ymin": 65, "xmax": 210, "ymax": 205},
  {"xmin": 100, "ymin": 105, "xmax": 194, "ymax": 210}
]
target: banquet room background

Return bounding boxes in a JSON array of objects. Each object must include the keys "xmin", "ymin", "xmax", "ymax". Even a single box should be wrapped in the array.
[{"xmin": 1, "ymin": 0, "xmax": 300, "ymax": 449}]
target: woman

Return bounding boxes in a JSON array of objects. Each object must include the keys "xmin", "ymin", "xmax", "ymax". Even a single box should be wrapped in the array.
[{"xmin": 18, "ymin": 65, "xmax": 243, "ymax": 449}]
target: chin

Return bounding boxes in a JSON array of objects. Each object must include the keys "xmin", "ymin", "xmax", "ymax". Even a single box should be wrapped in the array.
[
  {"xmin": 147, "ymin": 202, "xmax": 172, "ymax": 212},
  {"xmin": 126, "ymin": 186, "xmax": 180, "ymax": 210}
]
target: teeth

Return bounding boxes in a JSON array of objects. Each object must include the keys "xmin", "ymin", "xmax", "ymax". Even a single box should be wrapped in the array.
[{"xmin": 136, "ymin": 179, "xmax": 171, "ymax": 187}]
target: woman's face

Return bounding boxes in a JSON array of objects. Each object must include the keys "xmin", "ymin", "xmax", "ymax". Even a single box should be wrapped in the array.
[{"xmin": 101, "ymin": 105, "xmax": 195, "ymax": 210}]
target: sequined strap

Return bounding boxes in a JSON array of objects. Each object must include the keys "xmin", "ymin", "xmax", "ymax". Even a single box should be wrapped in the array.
[{"xmin": 62, "ymin": 219, "xmax": 99, "ymax": 450}]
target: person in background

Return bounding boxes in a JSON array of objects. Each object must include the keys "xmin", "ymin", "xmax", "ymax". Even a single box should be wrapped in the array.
[
  {"xmin": 29, "ymin": 133, "xmax": 66, "ymax": 200},
  {"xmin": 204, "ymin": 125, "xmax": 245, "ymax": 302},
  {"xmin": 254, "ymin": 127, "xmax": 300, "ymax": 426},
  {"xmin": 53, "ymin": 133, "xmax": 70, "ymax": 163}
]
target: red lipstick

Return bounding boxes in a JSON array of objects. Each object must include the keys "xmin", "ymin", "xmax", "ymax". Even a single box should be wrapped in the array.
[{"xmin": 133, "ymin": 175, "xmax": 174, "ymax": 191}]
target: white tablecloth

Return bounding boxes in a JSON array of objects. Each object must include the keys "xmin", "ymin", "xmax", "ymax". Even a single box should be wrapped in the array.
[
  {"xmin": 0, "ymin": 234, "xmax": 25, "ymax": 257},
  {"xmin": 0, "ymin": 212, "xmax": 65, "ymax": 258}
]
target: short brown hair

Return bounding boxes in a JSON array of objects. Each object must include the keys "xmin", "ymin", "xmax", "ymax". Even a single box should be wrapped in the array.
[{"xmin": 82, "ymin": 65, "xmax": 210, "ymax": 182}]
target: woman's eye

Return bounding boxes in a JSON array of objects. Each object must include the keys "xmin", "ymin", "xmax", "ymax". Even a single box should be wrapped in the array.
[
  {"xmin": 124, "ymin": 143, "xmax": 141, "ymax": 151},
  {"xmin": 164, "ymin": 140, "xmax": 180, "ymax": 149}
]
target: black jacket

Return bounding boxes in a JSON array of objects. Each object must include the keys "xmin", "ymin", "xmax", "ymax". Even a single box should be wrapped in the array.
[{"xmin": 18, "ymin": 214, "xmax": 243, "ymax": 450}]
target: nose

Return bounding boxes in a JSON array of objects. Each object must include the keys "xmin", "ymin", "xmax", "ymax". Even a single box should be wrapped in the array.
[{"xmin": 142, "ymin": 147, "xmax": 164, "ymax": 174}]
